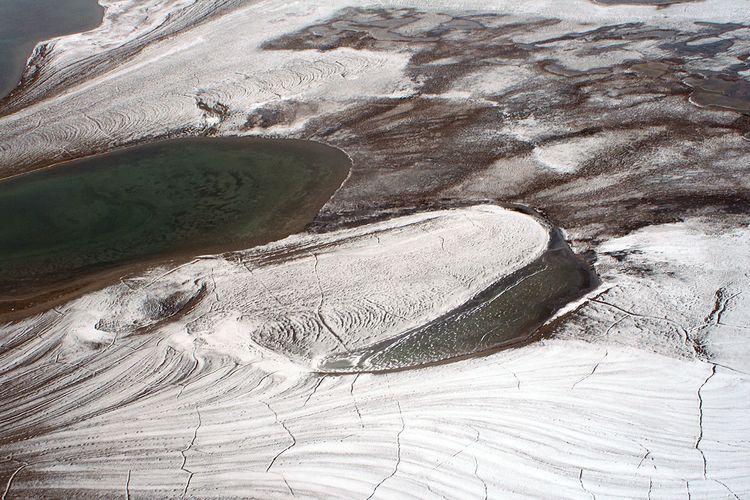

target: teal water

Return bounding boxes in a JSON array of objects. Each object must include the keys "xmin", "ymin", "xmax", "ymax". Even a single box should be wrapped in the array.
[
  {"xmin": 319, "ymin": 226, "xmax": 597, "ymax": 373},
  {"xmin": 0, "ymin": 138, "xmax": 350, "ymax": 298},
  {"xmin": 0, "ymin": 0, "xmax": 104, "ymax": 100}
]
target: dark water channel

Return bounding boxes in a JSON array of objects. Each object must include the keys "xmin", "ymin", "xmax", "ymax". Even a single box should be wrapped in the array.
[
  {"xmin": 0, "ymin": 137, "xmax": 350, "ymax": 308},
  {"xmin": 318, "ymin": 216, "xmax": 598, "ymax": 373},
  {"xmin": 0, "ymin": 0, "xmax": 104, "ymax": 100}
]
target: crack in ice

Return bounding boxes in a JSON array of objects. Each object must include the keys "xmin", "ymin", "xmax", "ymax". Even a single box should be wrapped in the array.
[
  {"xmin": 572, "ymin": 350, "xmax": 608, "ymax": 390},
  {"xmin": 578, "ymin": 469, "xmax": 596, "ymax": 500},
  {"xmin": 590, "ymin": 298, "xmax": 696, "ymax": 357},
  {"xmin": 2, "ymin": 461, "xmax": 28, "ymax": 500},
  {"xmin": 696, "ymin": 363, "xmax": 717, "ymax": 480},
  {"xmin": 240, "ymin": 259, "xmax": 287, "ymax": 308},
  {"xmin": 366, "ymin": 401, "xmax": 405, "ymax": 500},
  {"xmin": 180, "ymin": 409, "xmax": 202, "ymax": 498},
  {"xmin": 350, "ymin": 374, "xmax": 364, "ymax": 427},
  {"xmin": 303, "ymin": 377, "xmax": 324, "ymax": 408},
  {"xmin": 282, "ymin": 475, "xmax": 295, "ymax": 497},
  {"xmin": 473, "ymin": 455, "xmax": 488, "ymax": 500},
  {"xmin": 309, "ymin": 252, "xmax": 349, "ymax": 352},
  {"xmin": 263, "ymin": 401, "xmax": 296, "ymax": 473},
  {"xmin": 431, "ymin": 427, "xmax": 480, "ymax": 471},
  {"xmin": 713, "ymin": 479, "xmax": 740, "ymax": 500}
]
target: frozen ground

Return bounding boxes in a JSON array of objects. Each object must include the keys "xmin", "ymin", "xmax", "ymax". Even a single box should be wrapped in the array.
[
  {"xmin": 0, "ymin": 210, "xmax": 747, "ymax": 498},
  {"xmin": 0, "ymin": 0, "xmax": 749, "ymax": 498}
]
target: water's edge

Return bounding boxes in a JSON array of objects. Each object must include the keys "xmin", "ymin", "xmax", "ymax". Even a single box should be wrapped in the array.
[
  {"xmin": 0, "ymin": 0, "xmax": 105, "ymax": 101},
  {"xmin": 0, "ymin": 136, "xmax": 352, "ymax": 321},
  {"xmin": 317, "ymin": 207, "xmax": 599, "ymax": 373}
]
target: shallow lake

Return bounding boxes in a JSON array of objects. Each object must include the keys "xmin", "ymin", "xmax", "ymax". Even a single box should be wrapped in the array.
[
  {"xmin": 0, "ymin": 0, "xmax": 104, "ymax": 100},
  {"xmin": 0, "ymin": 137, "xmax": 350, "ymax": 306},
  {"xmin": 318, "ymin": 222, "xmax": 597, "ymax": 373}
]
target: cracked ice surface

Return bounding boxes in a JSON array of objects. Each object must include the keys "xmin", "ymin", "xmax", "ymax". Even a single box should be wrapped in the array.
[
  {"xmin": 1, "ymin": 0, "xmax": 749, "ymax": 497},
  {"xmin": 1, "ymin": 208, "xmax": 749, "ymax": 498},
  {"xmin": 6, "ymin": 205, "xmax": 546, "ymax": 368}
]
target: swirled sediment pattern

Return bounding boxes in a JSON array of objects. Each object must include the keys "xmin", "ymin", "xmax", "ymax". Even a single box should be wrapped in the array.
[
  {"xmin": 1, "ymin": 328, "xmax": 747, "ymax": 498},
  {"xmin": 1, "ymin": 208, "xmax": 749, "ymax": 498},
  {"xmin": 0, "ymin": 0, "xmax": 416, "ymax": 175}
]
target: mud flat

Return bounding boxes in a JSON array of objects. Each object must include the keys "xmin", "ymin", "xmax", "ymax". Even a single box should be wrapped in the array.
[{"xmin": 0, "ymin": 137, "xmax": 350, "ymax": 317}]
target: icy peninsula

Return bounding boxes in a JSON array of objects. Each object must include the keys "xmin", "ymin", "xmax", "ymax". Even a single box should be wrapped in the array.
[{"xmin": 1, "ymin": 0, "xmax": 750, "ymax": 498}]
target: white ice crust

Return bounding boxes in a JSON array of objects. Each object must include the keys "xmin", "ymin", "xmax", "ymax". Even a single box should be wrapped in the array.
[
  {"xmin": 2, "ymin": 213, "xmax": 749, "ymax": 498},
  {"xmin": 1, "ymin": 0, "xmax": 749, "ymax": 170},
  {"xmin": 1, "ymin": 0, "xmax": 749, "ymax": 498}
]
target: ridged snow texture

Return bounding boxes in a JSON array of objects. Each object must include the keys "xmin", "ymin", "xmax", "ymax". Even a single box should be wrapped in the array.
[{"xmin": 1, "ymin": 207, "xmax": 749, "ymax": 498}]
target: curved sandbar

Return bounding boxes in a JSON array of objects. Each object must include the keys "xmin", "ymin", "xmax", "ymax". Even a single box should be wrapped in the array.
[
  {"xmin": 237, "ymin": 205, "xmax": 556, "ymax": 366},
  {"xmin": 9, "ymin": 205, "xmax": 558, "ymax": 370}
]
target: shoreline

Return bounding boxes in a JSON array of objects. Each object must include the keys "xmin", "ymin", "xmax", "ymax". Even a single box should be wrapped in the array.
[
  {"xmin": 0, "ymin": 0, "xmax": 105, "ymax": 101},
  {"xmin": 316, "ymin": 206, "xmax": 599, "ymax": 374},
  {"xmin": 0, "ymin": 136, "xmax": 353, "ymax": 323},
  {"xmin": 0, "ymin": 1, "xmax": 748, "ymax": 497}
]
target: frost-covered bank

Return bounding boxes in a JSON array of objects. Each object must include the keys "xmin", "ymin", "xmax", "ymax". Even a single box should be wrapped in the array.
[
  {"xmin": 0, "ymin": 0, "xmax": 749, "ymax": 497},
  {"xmin": 0, "ymin": 213, "xmax": 747, "ymax": 497}
]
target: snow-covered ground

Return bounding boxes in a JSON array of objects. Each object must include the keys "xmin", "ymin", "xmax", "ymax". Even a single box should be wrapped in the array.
[
  {"xmin": 1, "ymin": 0, "xmax": 748, "ymax": 174},
  {"xmin": 1, "ymin": 211, "xmax": 747, "ymax": 498},
  {"xmin": 3, "ymin": 205, "xmax": 549, "ymax": 369},
  {"xmin": 1, "ymin": 0, "xmax": 749, "ymax": 498}
]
